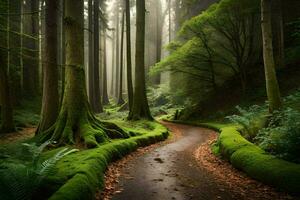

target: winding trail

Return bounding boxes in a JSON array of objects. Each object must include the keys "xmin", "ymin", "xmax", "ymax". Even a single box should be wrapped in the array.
[{"xmin": 112, "ymin": 122, "xmax": 234, "ymax": 200}]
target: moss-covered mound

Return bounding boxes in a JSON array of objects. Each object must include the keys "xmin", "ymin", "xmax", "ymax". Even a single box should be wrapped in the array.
[
  {"xmin": 208, "ymin": 124, "xmax": 300, "ymax": 195},
  {"xmin": 47, "ymin": 120, "xmax": 168, "ymax": 200}
]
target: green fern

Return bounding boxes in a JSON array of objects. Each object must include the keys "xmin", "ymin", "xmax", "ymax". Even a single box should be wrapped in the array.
[{"xmin": 0, "ymin": 142, "xmax": 78, "ymax": 200}]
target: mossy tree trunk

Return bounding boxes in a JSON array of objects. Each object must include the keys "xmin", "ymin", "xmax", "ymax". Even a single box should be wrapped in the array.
[
  {"xmin": 37, "ymin": 0, "xmax": 59, "ymax": 133},
  {"xmin": 40, "ymin": 0, "xmax": 127, "ymax": 148},
  {"xmin": 125, "ymin": 0, "xmax": 133, "ymax": 112},
  {"xmin": 128, "ymin": 0, "xmax": 152, "ymax": 120},
  {"xmin": 261, "ymin": 0, "xmax": 282, "ymax": 113}
]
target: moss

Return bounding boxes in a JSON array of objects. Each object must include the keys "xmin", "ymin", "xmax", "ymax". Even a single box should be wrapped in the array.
[
  {"xmin": 214, "ymin": 125, "xmax": 300, "ymax": 194},
  {"xmin": 48, "ymin": 120, "xmax": 168, "ymax": 200}
]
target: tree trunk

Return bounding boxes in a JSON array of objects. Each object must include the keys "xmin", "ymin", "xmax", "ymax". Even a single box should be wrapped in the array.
[
  {"xmin": 39, "ymin": 0, "xmax": 128, "ymax": 148},
  {"xmin": 115, "ymin": 5, "xmax": 120, "ymax": 100},
  {"xmin": 22, "ymin": 0, "xmax": 39, "ymax": 98},
  {"xmin": 261, "ymin": 0, "xmax": 282, "ymax": 113},
  {"xmin": 0, "ymin": 2, "xmax": 15, "ymax": 133},
  {"xmin": 102, "ymin": 29, "xmax": 110, "ymax": 105},
  {"xmin": 37, "ymin": 0, "xmax": 60, "ymax": 133},
  {"xmin": 154, "ymin": 0, "xmax": 163, "ymax": 85},
  {"xmin": 125, "ymin": 0, "xmax": 133, "ymax": 112},
  {"xmin": 0, "ymin": 63, "xmax": 15, "ymax": 133},
  {"xmin": 9, "ymin": 0, "xmax": 22, "ymax": 105},
  {"xmin": 88, "ymin": 0, "xmax": 95, "ymax": 107},
  {"xmin": 128, "ymin": 0, "xmax": 152, "ymax": 120},
  {"xmin": 117, "ymin": 11, "xmax": 125, "ymax": 105},
  {"xmin": 272, "ymin": 0, "xmax": 285, "ymax": 69},
  {"xmin": 110, "ymin": 28, "xmax": 115, "ymax": 96},
  {"xmin": 92, "ymin": 0, "xmax": 102, "ymax": 113}
]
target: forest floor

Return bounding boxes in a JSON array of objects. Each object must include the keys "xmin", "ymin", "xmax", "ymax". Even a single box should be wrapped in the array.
[
  {"xmin": 100, "ymin": 122, "xmax": 295, "ymax": 200},
  {"xmin": 0, "ymin": 127, "xmax": 36, "ymax": 145}
]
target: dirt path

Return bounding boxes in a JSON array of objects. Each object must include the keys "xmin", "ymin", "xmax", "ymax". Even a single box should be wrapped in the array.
[{"xmin": 111, "ymin": 122, "xmax": 235, "ymax": 200}]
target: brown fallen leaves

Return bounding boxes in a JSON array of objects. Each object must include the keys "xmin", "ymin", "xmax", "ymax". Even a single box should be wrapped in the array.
[{"xmin": 194, "ymin": 134, "xmax": 295, "ymax": 200}]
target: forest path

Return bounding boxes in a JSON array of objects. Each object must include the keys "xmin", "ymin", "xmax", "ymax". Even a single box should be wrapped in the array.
[{"xmin": 111, "ymin": 122, "xmax": 234, "ymax": 200}]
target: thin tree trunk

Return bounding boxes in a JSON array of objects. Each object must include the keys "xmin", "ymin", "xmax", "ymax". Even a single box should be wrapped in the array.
[
  {"xmin": 261, "ymin": 0, "xmax": 282, "ymax": 113},
  {"xmin": 125, "ymin": 0, "xmax": 133, "ymax": 111},
  {"xmin": 128, "ymin": 0, "xmax": 152, "ymax": 120},
  {"xmin": 92, "ymin": 0, "xmax": 102, "ymax": 113},
  {"xmin": 272, "ymin": 0, "xmax": 285, "ymax": 69},
  {"xmin": 115, "ymin": 5, "xmax": 120, "ymax": 100},
  {"xmin": 154, "ymin": 0, "xmax": 163, "ymax": 85},
  {"xmin": 88, "ymin": 0, "xmax": 95, "ymax": 105},
  {"xmin": 102, "ymin": 29, "xmax": 110, "ymax": 105},
  {"xmin": 9, "ymin": 0, "xmax": 22, "ymax": 105},
  {"xmin": 37, "ymin": 0, "xmax": 59, "ymax": 133},
  {"xmin": 110, "ymin": 29, "xmax": 115, "ymax": 96},
  {"xmin": 118, "ymin": 11, "xmax": 125, "ymax": 105}
]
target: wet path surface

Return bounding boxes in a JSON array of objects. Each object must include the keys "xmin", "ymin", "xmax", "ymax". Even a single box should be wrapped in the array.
[{"xmin": 112, "ymin": 122, "xmax": 234, "ymax": 200}]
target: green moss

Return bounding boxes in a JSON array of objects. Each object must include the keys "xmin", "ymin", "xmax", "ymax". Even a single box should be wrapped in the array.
[
  {"xmin": 214, "ymin": 125, "xmax": 300, "ymax": 194},
  {"xmin": 48, "ymin": 120, "xmax": 168, "ymax": 200}
]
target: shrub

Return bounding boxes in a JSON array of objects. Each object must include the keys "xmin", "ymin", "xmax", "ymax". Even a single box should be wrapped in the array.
[{"xmin": 255, "ymin": 108, "xmax": 300, "ymax": 163}]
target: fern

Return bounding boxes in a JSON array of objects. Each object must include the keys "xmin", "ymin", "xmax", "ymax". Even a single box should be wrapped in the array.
[{"xmin": 0, "ymin": 142, "xmax": 78, "ymax": 200}]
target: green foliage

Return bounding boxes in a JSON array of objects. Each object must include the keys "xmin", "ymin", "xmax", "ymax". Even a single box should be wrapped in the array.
[
  {"xmin": 0, "ymin": 142, "xmax": 78, "ymax": 200},
  {"xmin": 255, "ymin": 108, "xmax": 300, "ymax": 163},
  {"xmin": 225, "ymin": 90, "xmax": 300, "ymax": 163},
  {"xmin": 226, "ymin": 105, "xmax": 267, "ymax": 140}
]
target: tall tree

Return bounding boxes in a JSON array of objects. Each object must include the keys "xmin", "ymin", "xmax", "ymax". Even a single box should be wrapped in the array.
[
  {"xmin": 114, "ymin": 3, "xmax": 120, "ymax": 99},
  {"xmin": 125, "ymin": 0, "xmax": 133, "ymax": 111},
  {"xmin": 261, "ymin": 0, "xmax": 282, "ymax": 112},
  {"xmin": 272, "ymin": 0, "xmax": 285, "ymax": 69},
  {"xmin": 117, "ymin": 11, "xmax": 125, "ymax": 105},
  {"xmin": 39, "ymin": 0, "xmax": 127, "ymax": 147},
  {"xmin": 91, "ymin": 0, "xmax": 102, "ymax": 113},
  {"xmin": 22, "ymin": 0, "xmax": 39, "ymax": 97},
  {"xmin": 128, "ymin": 0, "xmax": 152, "ymax": 120},
  {"xmin": 102, "ymin": 28, "xmax": 110, "ymax": 105},
  {"xmin": 88, "ymin": 0, "xmax": 95, "ymax": 107},
  {"xmin": 9, "ymin": 0, "xmax": 22, "ymax": 104},
  {"xmin": 37, "ymin": 0, "xmax": 59, "ymax": 133},
  {"xmin": 0, "ymin": 1, "xmax": 15, "ymax": 133}
]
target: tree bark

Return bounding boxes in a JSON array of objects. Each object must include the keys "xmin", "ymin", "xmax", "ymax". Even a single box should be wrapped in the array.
[
  {"xmin": 22, "ymin": 0, "xmax": 39, "ymax": 97},
  {"xmin": 102, "ymin": 29, "xmax": 110, "ymax": 105},
  {"xmin": 37, "ymin": 0, "xmax": 60, "ymax": 133},
  {"xmin": 117, "ymin": 11, "xmax": 125, "ymax": 105},
  {"xmin": 261, "ymin": 0, "xmax": 282, "ymax": 113},
  {"xmin": 92, "ymin": 0, "xmax": 102, "ymax": 113},
  {"xmin": 115, "ymin": 5, "xmax": 120, "ymax": 100},
  {"xmin": 272, "ymin": 0, "xmax": 285, "ymax": 69},
  {"xmin": 9, "ymin": 0, "xmax": 22, "ymax": 105},
  {"xmin": 88, "ymin": 0, "xmax": 95, "ymax": 107},
  {"xmin": 125, "ymin": 0, "xmax": 133, "ymax": 112},
  {"xmin": 128, "ymin": 0, "xmax": 152, "ymax": 120}
]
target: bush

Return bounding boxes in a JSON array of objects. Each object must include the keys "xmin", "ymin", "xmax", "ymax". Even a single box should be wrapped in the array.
[
  {"xmin": 255, "ymin": 108, "xmax": 300, "ymax": 163},
  {"xmin": 226, "ymin": 105, "xmax": 267, "ymax": 140}
]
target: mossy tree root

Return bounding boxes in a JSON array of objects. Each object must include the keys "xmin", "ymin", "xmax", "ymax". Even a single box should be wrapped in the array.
[{"xmin": 38, "ymin": 108, "xmax": 130, "ymax": 148}]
